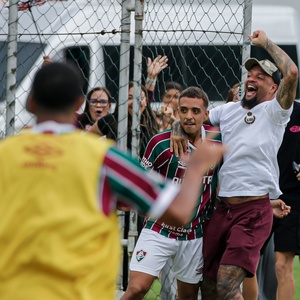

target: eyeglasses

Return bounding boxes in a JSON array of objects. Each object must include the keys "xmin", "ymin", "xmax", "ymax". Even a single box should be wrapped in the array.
[{"xmin": 88, "ymin": 99, "xmax": 109, "ymax": 106}]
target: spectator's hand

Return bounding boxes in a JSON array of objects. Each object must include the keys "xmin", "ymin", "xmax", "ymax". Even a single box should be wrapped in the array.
[
  {"xmin": 170, "ymin": 119, "xmax": 188, "ymax": 157},
  {"xmin": 42, "ymin": 55, "xmax": 52, "ymax": 67},
  {"xmin": 249, "ymin": 30, "xmax": 268, "ymax": 48},
  {"xmin": 271, "ymin": 199, "xmax": 291, "ymax": 218},
  {"xmin": 160, "ymin": 105, "xmax": 176, "ymax": 126},
  {"xmin": 147, "ymin": 55, "xmax": 168, "ymax": 79}
]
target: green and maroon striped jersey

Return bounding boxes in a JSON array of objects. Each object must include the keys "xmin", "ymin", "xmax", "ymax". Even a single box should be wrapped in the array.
[{"xmin": 140, "ymin": 125, "xmax": 221, "ymax": 240}]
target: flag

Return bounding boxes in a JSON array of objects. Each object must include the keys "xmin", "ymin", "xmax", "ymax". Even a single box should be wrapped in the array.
[{"xmin": 17, "ymin": 0, "xmax": 46, "ymax": 11}]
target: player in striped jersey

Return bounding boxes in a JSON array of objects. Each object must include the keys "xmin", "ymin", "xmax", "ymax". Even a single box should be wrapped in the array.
[
  {"xmin": 0, "ymin": 63, "xmax": 227, "ymax": 300},
  {"xmin": 122, "ymin": 87, "xmax": 221, "ymax": 300}
]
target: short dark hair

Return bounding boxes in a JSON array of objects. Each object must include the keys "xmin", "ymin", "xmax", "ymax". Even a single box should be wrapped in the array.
[
  {"xmin": 161, "ymin": 81, "xmax": 183, "ymax": 98},
  {"xmin": 86, "ymin": 86, "xmax": 112, "ymax": 103},
  {"xmin": 31, "ymin": 62, "xmax": 83, "ymax": 111},
  {"xmin": 179, "ymin": 86, "xmax": 209, "ymax": 108}
]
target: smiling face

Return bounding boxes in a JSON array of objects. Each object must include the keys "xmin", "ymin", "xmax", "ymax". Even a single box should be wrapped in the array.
[
  {"xmin": 88, "ymin": 89, "xmax": 111, "ymax": 121},
  {"xmin": 128, "ymin": 86, "xmax": 147, "ymax": 115},
  {"xmin": 178, "ymin": 96, "xmax": 208, "ymax": 143},
  {"xmin": 162, "ymin": 88, "xmax": 181, "ymax": 111},
  {"xmin": 242, "ymin": 65, "xmax": 278, "ymax": 109}
]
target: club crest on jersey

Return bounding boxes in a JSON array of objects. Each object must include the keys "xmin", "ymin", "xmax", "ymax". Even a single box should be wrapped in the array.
[
  {"xmin": 136, "ymin": 250, "xmax": 147, "ymax": 262},
  {"xmin": 244, "ymin": 111, "xmax": 255, "ymax": 124}
]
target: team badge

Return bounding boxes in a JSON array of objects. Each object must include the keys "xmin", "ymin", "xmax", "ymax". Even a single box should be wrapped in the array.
[
  {"xmin": 136, "ymin": 250, "xmax": 147, "ymax": 262},
  {"xmin": 244, "ymin": 111, "xmax": 256, "ymax": 124}
]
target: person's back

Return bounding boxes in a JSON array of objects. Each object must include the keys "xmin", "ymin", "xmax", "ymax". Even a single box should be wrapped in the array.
[{"xmin": 0, "ymin": 130, "xmax": 120, "ymax": 299}]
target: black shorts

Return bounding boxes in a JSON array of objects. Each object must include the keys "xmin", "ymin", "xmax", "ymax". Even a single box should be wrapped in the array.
[{"xmin": 273, "ymin": 204, "xmax": 300, "ymax": 255}]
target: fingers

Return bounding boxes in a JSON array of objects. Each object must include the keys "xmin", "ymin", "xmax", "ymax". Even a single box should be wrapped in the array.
[
  {"xmin": 170, "ymin": 139, "xmax": 179, "ymax": 157},
  {"xmin": 177, "ymin": 141, "xmax": 184, "ymax": 158},
  {"xmin": 170, "ymin": 137, "xmax": 185, "ymax": 157},
  {"xmin": 170, "ymin": 138, "xmax": 176, "ymax": 155},
  {"xmin": 158, "ymin": 55, "xmax": 168, "ymax": 70}
]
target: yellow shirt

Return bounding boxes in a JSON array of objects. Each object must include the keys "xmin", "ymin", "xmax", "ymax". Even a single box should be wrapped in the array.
[{"xmin": 0, "ymin": 131, "xmax": 120, "ymax": 300}]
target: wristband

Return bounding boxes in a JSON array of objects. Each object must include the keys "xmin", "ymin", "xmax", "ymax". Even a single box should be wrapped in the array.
[{"xmin": 146, "ymin": 77, "xmax": 157, "ymax": 86}]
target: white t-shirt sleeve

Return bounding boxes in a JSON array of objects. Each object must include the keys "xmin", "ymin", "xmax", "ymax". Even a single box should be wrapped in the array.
[
  {"xmin": 265, "ymin": 97, "xmax": 293, "ymax": 125},
  {"xmin": 209, "ymin": 104, "xmax": 224, "ymax": 127}
]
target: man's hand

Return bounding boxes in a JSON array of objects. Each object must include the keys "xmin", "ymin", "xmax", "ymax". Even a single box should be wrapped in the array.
[
  {"xmin": 271, "ymin": 199, "xmax": 291, "ymax": 218},
  {"xmin": 170, "ymin": 119, "xmax": 188, "ymax": 157},
  {"xmin": 249, "ymin": 30, "xmax": 268, "ymax": 48}
]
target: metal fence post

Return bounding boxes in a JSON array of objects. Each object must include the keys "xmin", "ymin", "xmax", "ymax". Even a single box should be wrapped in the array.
[{"xmin": 6, "ymin": 0, "xmax": 18, "ymax": 136}]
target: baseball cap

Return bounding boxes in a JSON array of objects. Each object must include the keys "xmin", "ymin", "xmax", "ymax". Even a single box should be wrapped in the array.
[{"xmin": 245, "ymin": 58, "xmax": 281, "ymax": 85}]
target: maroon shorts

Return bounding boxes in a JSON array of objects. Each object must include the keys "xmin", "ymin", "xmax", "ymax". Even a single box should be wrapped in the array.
[{"xmin": 203, "ymin": 197, "xmax": 273, "ymax": 278}]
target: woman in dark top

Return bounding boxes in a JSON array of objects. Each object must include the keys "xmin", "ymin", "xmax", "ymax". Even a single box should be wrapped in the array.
[
  {"xmin": 88, "ymin": 55, "xmax": 168, "ymax": 157},
  {"xmin": 90, "ymin": 82, "xmax": 158, "ymax": 157},
  {"xmin": 76, "ymin": 86, "xmax": 112, "ymax": 130}
]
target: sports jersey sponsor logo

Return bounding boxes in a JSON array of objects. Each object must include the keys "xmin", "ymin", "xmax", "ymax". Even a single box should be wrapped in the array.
[
  {"xmin": 202, "ymin": 175, "xmax": 213, "ymax": 184},
  {"xmin": 178, "ymin": 160, "xmax": 187, "ymax": 167},
  {"xmin": 136, "ymin": 250, "xmax": 147, "ymax": 262},
  {"xmin": 140, "ymin": 157, "xmax": 153, "ymax": 169},
  {"xmin": 24, "ymin": 143, "xmax": 63, "ymax": 157},
  {"xmin": 23, "ymin": 143, "xmax": 63, "ymax": 170},
  {"xmin": 161, "ymin": 222, "xmax": 192, "ymax": 235},
  {"xmin": 173, "ymin": 177, "xmax": 184, "ymax": 185},
  {"xmin": 289, "ymin": 125, "xmax": 300, "ymax": 133}
]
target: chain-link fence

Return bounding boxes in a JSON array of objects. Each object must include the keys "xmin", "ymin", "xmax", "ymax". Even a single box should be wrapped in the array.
[
  {"xmin": 5, "ymin": 0, "xmax": 294, "ymax": 299},
  {"xmin": 1, "ymin": 1, "xmax": 251, "ymax": 298}
]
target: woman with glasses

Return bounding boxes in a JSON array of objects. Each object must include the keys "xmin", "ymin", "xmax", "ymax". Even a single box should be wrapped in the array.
[
  {"xmin": 88, "ymin": 55, "xmax": 168, "ymax": 157},
  {"xmin": 76, "ymin": 87, "xmax": 112, "ymax": 131}
]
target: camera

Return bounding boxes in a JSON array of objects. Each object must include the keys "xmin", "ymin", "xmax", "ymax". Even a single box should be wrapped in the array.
[{"xmin": 292, "ymin": 161, "xmax": 300, "ymax": 175}]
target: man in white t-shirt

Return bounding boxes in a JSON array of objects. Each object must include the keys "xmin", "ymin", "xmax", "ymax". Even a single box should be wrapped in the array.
[{"xmin": 170, "ymin": 30, "xmax": 298, "ymax": 299}]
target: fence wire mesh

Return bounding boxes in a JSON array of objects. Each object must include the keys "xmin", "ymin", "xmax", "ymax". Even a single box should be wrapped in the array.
[{"xmin": 1, "ymin": 0, "xmax": 251, "ymax": 298}]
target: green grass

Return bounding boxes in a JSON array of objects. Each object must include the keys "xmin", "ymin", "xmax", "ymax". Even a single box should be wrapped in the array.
[
  {"xmin": 143, "ymin": 279, "xmax": 162, "ymax": 300},
  {"xmin": 143, "ymin": 260, "xmax": 300, "ymax": 300},
  {"xmin": 295, "ymin": 258, "xmax": 300, "ymax": 299}
]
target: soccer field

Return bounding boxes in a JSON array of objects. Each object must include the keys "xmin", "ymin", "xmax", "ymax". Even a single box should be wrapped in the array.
[{"xmin": 295, "ymin": 259, "xmax": 300, "ymax": 299}]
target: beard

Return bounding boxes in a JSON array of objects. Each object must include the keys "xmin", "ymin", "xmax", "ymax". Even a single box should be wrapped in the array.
[{"xmin": 241, "ymin": 94, "xmax": 258, "ymax": 109}]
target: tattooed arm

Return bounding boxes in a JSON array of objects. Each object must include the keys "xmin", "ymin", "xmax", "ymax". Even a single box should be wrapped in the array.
[
  {"xmin": 249, "ymin": 30, "xmax": 298, "ymax": 109},
  {"xmin": 169, "ymin": 119, "xmax": 188, "ymax": 157}
]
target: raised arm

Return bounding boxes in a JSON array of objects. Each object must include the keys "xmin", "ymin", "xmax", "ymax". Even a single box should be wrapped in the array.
[
  {"xmin": 145, "ymin": 55, "xmax": 168, "ymax": 98},
  {"xmin": 160, "ymin": 135, "xmax": 227, "ymax": 226},
  {"xmin": 249, "ymin": 30, "xmax": 298, "ymax": 109}
]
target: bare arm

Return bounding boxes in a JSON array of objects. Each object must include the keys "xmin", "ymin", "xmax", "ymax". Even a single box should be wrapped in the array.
[
  {"xmin": 160, "ymin": 136, "xmax": 227, "ymax": 226},
  {"xmin": 169, "ymin": 119, "xmax": 188, "ymax": 157},
  {"xmin": 145, "ymin": 55, "xmax": 168, "ymax": 93},
  {"xmin": 249, "ymin": 30, "xmax": 298, "ymax": 109},
  {"xmin": 88, "ymin": 121, "xmax": 103, "ymax": 135}
]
